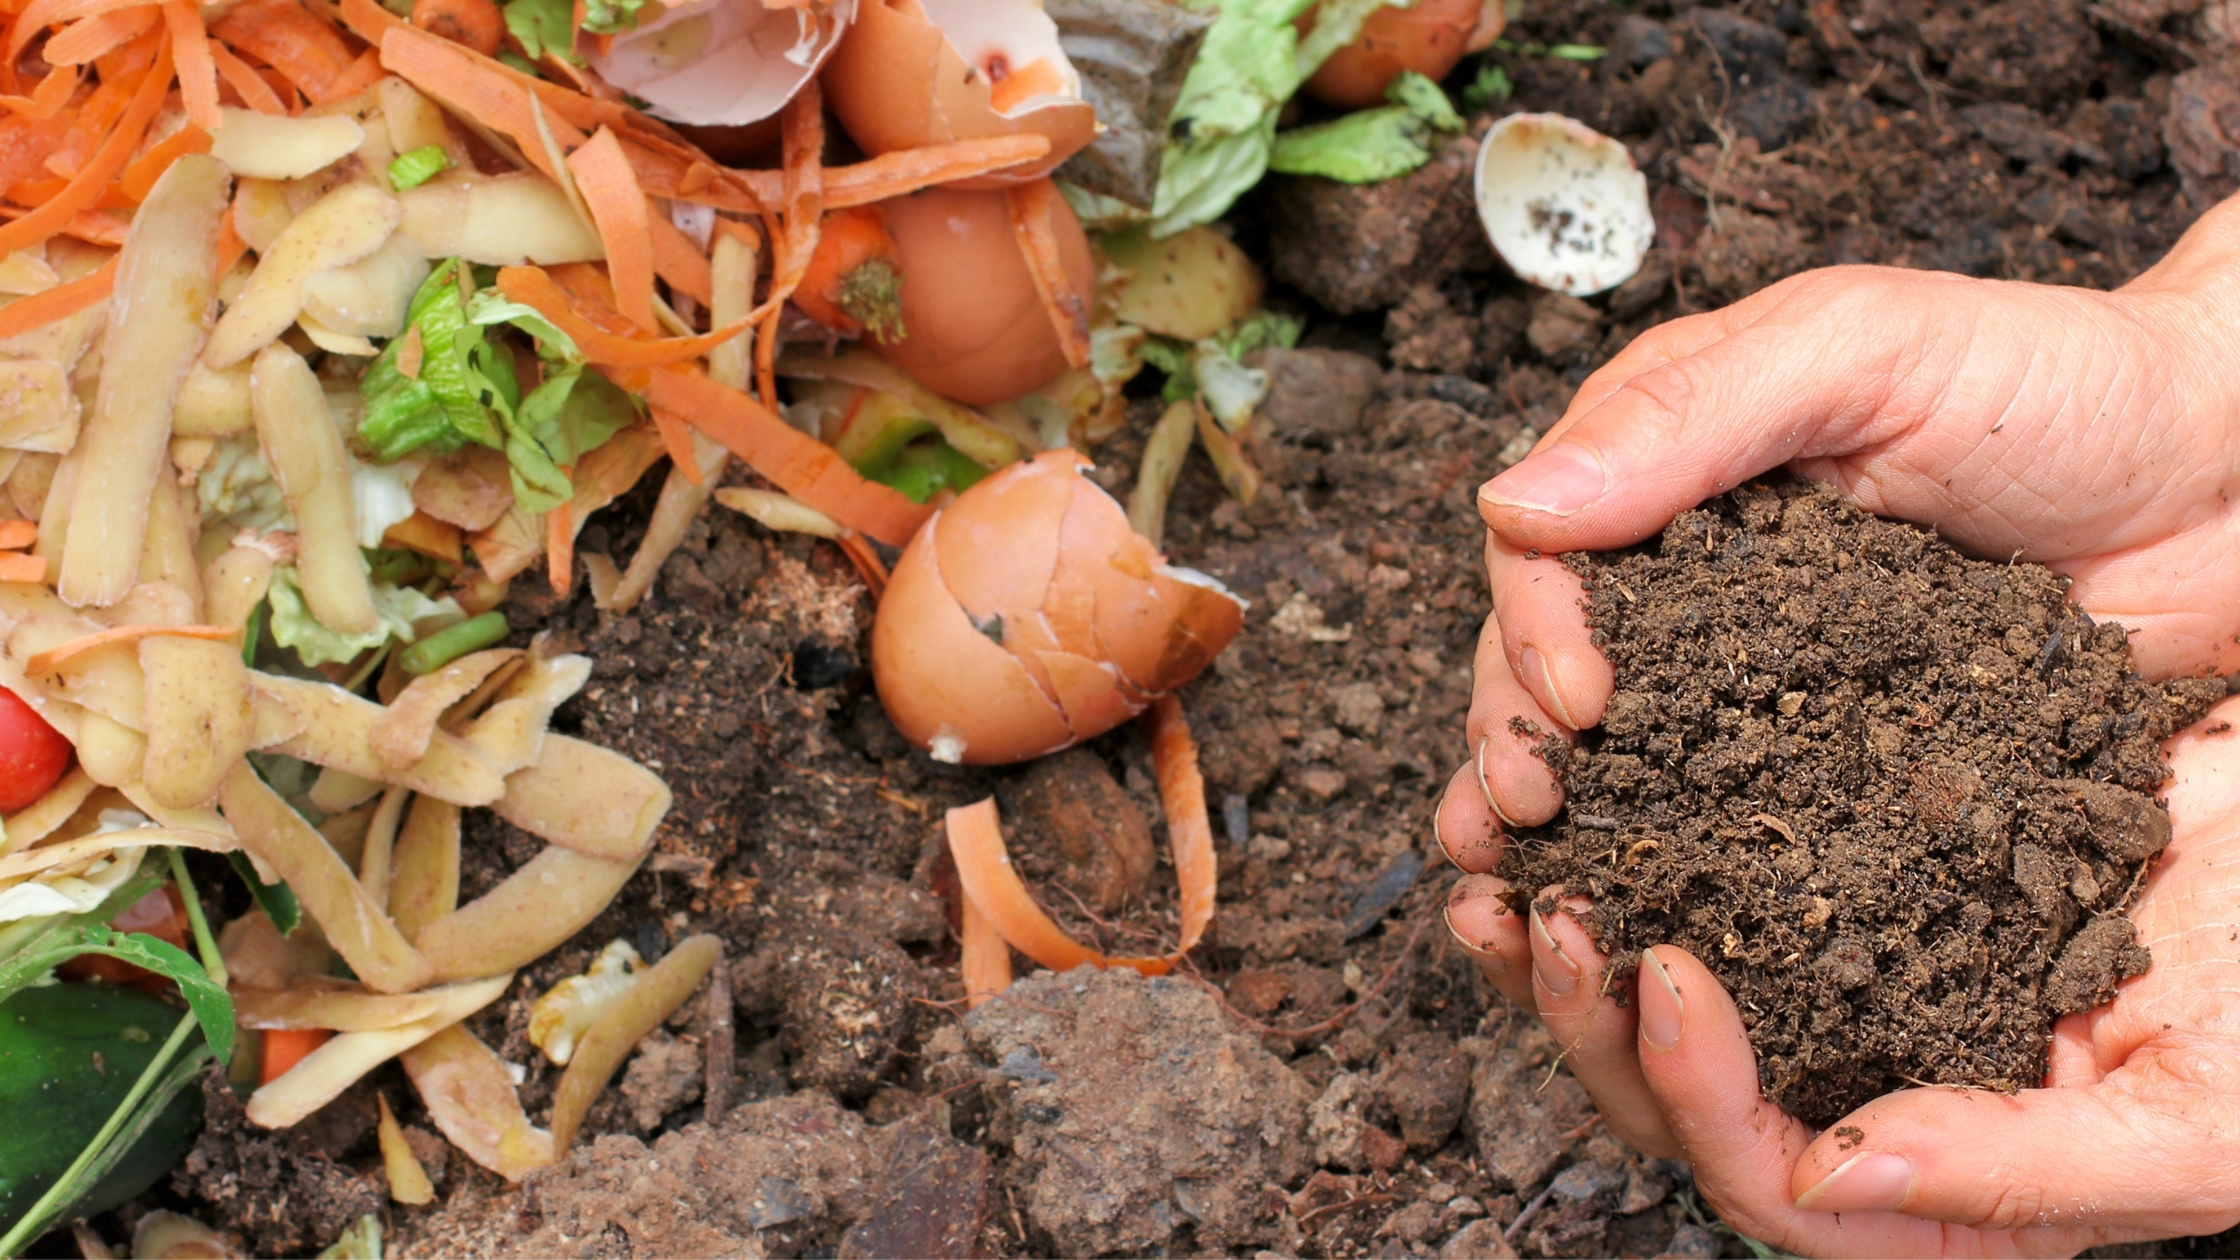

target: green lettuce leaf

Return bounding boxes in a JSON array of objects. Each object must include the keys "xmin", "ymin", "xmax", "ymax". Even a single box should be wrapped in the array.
[
  {"xmin": 1149, "ymin": 0, "xmax": 1399, "ymax": 235},
  {"xmin": 266, "ymin": 566, "xmax": 463, "ymax": 667},
  {"xmin": 502, "ymin": 0, "xmax": 581, "ymax": 61},
  {"xmin": 388, "ymin": 145, "xmax": 453, "ymax": 190},
  {"xmin": 1268, "ymin": 70, "xmax": 1463, "ymax": 183},
  {"xmin": 580, "ymin": 0, "xmax": 651, "ymax": 34}
]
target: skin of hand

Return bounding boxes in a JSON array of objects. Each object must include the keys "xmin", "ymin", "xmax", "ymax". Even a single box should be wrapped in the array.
[{"xmin": 1433, "ymin": 192, "xmax": 2240, "ymax": 1255}]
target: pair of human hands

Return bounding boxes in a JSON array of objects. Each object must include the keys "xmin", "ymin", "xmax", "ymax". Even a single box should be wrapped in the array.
[{"xmin": 1436, "ymin": 194, "xmax": 2240, "ymax": 1255}]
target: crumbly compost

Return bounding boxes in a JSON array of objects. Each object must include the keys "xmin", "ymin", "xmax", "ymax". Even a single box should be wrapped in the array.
[{"xmin": 1500, "ymin": 479, "xmax": 2225, "ymax": 1125}]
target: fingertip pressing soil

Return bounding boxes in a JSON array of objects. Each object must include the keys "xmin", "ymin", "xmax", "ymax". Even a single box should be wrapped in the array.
[{"xmin": 1498, "ymin": 479, "xmax": 2225, "ymax": 1125}]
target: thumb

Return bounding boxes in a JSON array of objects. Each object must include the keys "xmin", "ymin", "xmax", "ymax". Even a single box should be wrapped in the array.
[
  {"xmin": 1477, "ymin": 267, "xmax": 1967, "ymax": 553},
  {"xmin": 1790, "ymin": 1047, "xmax": 2240, "ymax": 1236}
]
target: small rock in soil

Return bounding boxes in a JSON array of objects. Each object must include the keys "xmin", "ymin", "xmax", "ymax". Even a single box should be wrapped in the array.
[
  {"xmin": 1249, "ymin": 347, "xmax": 1383, "ymax": 441},
  {"xmin": 1501, "ymin": 479, "xmax": 2224, "ymax": 1124},
  {"xmin": 2166, "ymin": 61, "xmax": 2240, "ymax": 208},
  {"xmin": 937, "ymin": 967, "xmax": 1311, "ymax": 1253},
  {"xmin": 1374, "ymin": 1031, "xmax": 1472, "ymax": 1151},
  {"xmin": 619, "ymin": 1027, "xmax": 703, "ymax": 1130},
  {"xmin": 1004, "ymin": 748, "xmax": 1156, "ymax": 914},
  {"xmin": 1440, "ymin": 1217, "xmax": 1521, "ymax": 1259},
  {"xmin": 1308, "ymin": 1071, "xmax": 1374, "ymax": 1171},
  {"xmin": 1266, "ymin": 136, "xmax": 1494, "ymax": 315},
  {"xmin": 511, "ymin": 1091, "xmax": 882, "ymax": 1258},
  {"xmin": 171, "ymin": 1070, "xmax": 384, "ymax": 1257},
  {"xmin": 837, "ymin": 1118, "xmax": 995, "ymax": 1260},
  {"xmin": 1384, "ymin": 283, "xmax": 1480, "ymax": 375},
  {"xmin": 1461, "ymin": 1021, "xmax": 1595, "ymax": 1192}
]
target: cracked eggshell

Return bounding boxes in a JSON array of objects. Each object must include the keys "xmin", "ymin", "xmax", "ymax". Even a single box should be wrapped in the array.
[
  {"xmin": 873, "ymin": 449, "xmax": 1245, "ymax": 765},
  {"xmin": 1302, "ymin": 0, "xmax": 1495, "ymax": 112},
  {"xmin": 823, "ymin": 0, "xmax": 1098, "ymax": 188},
  {"xmin": 1474, "ymin": 112, "xmax": 1653, "ymax": 297},
  {"xmin": 587, "ymin": 0, "xmax": 856, "ymax": 128},
  {"xmin": 871, "ymin": 185, "xmax": 1094, "ymax": 407}
]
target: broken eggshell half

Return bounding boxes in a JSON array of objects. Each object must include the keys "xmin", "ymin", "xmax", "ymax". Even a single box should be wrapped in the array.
[
  {"xmin": 823, "ymin": 0, "xmax": 1098, "ymax": 188},
  {"xmin": 873, "ymin": 449, "xmax": 1245, "ymax": 764},
  {"xmin": 586, "ymin": 0, "xmax": 856, "ymax": 128},
  {"xmin": 1474, "ymin": 112, "xmax": 1653, "ymax": 297}
]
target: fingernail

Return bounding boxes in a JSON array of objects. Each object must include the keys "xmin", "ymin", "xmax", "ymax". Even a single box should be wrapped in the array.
[
  {"xmin": 1475, "ymin": 737, "xmax": 1519, "ymax": 828},
  {"xmin": 1638, "ymin": 947, "xmax": 1683, "ymax": 1050},
  {"xmin": 1521, "ymin": 645, "xmax": 1581, "ymax": 730},
  {"xmin": 1481, "ymin": 442, "xmax": 1608, "ymax": 518},
  {"xmin": 1443, "ymin": 903, "xmax": 1507, "ymax": 972},
  {"xmin": 1793, "ymin": 1152, "xmax": 1916, "ymax": 1214},
  {"xmin": 1530, "ymin": 906, "xmax": 1579, "ymax": 996}
]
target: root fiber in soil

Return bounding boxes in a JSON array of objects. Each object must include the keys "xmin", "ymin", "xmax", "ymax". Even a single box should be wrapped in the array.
[{"xmin": 1500, "ymin": 479, "xmax": 2225, "ymax": 1126}]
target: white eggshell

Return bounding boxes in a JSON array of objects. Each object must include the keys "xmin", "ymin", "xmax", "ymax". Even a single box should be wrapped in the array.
[
  {"xmin": 587, "ymin": 0, "xmax": 856, "ymax": 128},
  {"xmin": 1474, "ymin": 112, "xmax": 1653, "ymax": 297}
]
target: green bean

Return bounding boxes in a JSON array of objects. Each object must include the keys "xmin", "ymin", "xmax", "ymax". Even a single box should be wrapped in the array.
[{"xmin": 398, "ymin": 612, "xmax": 508, "ymax": 675}]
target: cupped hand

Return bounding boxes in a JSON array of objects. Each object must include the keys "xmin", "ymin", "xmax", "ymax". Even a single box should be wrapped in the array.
[{"xmin": 1433, "ymin": 192, "xmax": 2240, "ymax": 1254}]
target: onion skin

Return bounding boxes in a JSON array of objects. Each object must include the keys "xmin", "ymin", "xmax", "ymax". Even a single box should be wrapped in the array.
[
  {"xmin": 1302, "ymin": 0, "xmax": 1491, "ymax": 111},
  {"xmin": 870, "ymin": 186, "xmax": 1094, "ymax": 407},
  {"xmin": 823, "ymin": 0, "xmax": 1096, "ymax": 188},
  {"xmin": 873, "ymin": 450, "xmax": 1245, "ymax": 765}
]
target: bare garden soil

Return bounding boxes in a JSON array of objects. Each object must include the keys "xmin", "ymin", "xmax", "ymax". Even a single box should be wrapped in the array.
[{"xmin": 102, "ymin": 0, "xmax": 2240, "ymax": 1256}]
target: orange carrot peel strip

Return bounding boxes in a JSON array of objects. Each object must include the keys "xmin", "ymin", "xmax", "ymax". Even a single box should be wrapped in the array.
[
  {"xmin": 119, "ymin": 121, "xmax": 210, "ymax": 201},
  {"xmin": 729, "ymin": 135, "xmax": 1054, "ymax": 210},
  {"xmin": 648, "ymin": 406, "xmax": 699, "ymax": 483},
  {"xmin": 0, "ymin": 33, "xmax": 169, "ymax": 259},
  {"xmin": 0, "ymin": 65, "xmax": 82, "ymax": 119},
  {"xmin": 564, "ymin": 127, "xmax": 655, "ymax": 332},
  {"xmin": 959, "ymin": 887, "xmax": 1012, "ymax": 1010},
  {"xmin": 646, "ymin": 209, "xmax": 713, "ymax": 305},
  {"xmin": 0, "ymin": 520, "xmax": 37, "ymax": 550},
  {"xmin": 945, "ymin": 695, "xmax": 1216, "ymax": 983},
  {"xmin": 211, "ymin": 43, "xmax": 287, "ymax": 114},
  {"xmin": 492, "ymin": 266, "xmax": 752, "ymax": 369},
  {"xmin": 0, "ymin": 253, "xmax": 114, "ymax": 340},
  {"xmin": 8, "ymin": 0, "xmax": 151, "ymax": 60},
  {"xmin": 835, "ymin": 534, "xmax": 888, "ymax": 600},
  {"xmin": 761, "ymin": 83, "xmax": 823, "ymax": 407},
  {"xmin": 25, "ymin": 623, "xmax": 239, "ymax": 675},
  {"xmin": 0, "ymin": 553, "xmax": 47, "ymax": 583},
  {"xmin": 1008, "ymin": 179, "xmax": 1091, "ymax": 370},
  {"xmin": 378, "ymin": 25, "xmax": 585, "ymax": 181},
  {"xmin": 162, "ymin": 0, "xmax": 222, "ymax": 130},
  {"xmin": 639, "ymin": 365, "xmax": 930, "ymax": 549},
  {"xmin": 42, "ymin": 6, "xmax": 161, "ymax": 67}
]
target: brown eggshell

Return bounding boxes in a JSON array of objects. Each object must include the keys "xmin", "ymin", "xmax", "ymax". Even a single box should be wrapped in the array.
[
  {"xmin": 871, "ymin": 186, "xmax": 1095, "ymax": 407},
  {"xmin": 873, "ymin": 509, "xmax": 1073, "ymax": 764},
  {"xmin": 872, "ymin": 450, "xmax": 1246, "ymax": 765},
  {"xmin": 823, "ymin": 0, "xmax": 1098, "ymax": 188},
  {"xmin": 1302, "ymin": 0, "xmax": 1488, "ymax": 111}
]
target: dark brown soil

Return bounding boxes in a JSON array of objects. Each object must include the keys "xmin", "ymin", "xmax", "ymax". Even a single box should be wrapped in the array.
[
  {"xmin": 100, "ymin": 0, "xmax": 2240, "ymax": 1255},
  {"xmin": 1497, "ymin": 480, "xmax": 2225, "ymax": 1125}
]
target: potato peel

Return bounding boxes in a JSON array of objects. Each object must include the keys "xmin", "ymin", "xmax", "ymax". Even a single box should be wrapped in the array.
[{"xmin": 548, "ymin": 934, "xmax": 720, "ymax": 1154}]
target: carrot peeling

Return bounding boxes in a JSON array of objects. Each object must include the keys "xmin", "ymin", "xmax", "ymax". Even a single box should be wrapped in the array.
[
  {"xmin": 42, "ymin": 6, "xmax": 161, "ymax": 68},
  {"xmin": 25, "ymin": 623, "xmax": 239, "ymax": 675},
  {"xmin": 260, "ymin": 1027, "xmax": 333, "ymax": 1084},
  {"xmin": 0, "ymin": 253, "xmax": 114, "ymax": 340},
  {"xmin": 0, "ymin": 520, "xmax": 37, "ymax": 550},
  {"xmin": 378, "ymin": 25, "xmax": 586, "ymax": 180},
  {"xmin": 646, "ymin": 209, "xmax": 713, "ymax": 305},
  {"xmin": 211, "ymin": 43, "xmax": 287, "ymax": 114},
  {"xmin": 8, "ymin": 0, "xmax": 152, "ymax": 60},
  {"xmin": 161, "ymin": 0, "xmax": 222, "ymax": 130},
  {"xmin": 0, "ymin": 35, "xmax": 169, "ymax": 260},
  {"xmin": 649, "ymin": 406, "xmax": 700, "ymax": 484},
  {"xmin": 493, "ymin": 266, "xmax": 753, "ymax": 369},
  {"xmin": 0, "ymin": 553, "xmax": 47, "ymax": 583},
  {"xmin": 734, "ymin": 135, "xmax": 1055, "ymax": 210},
  {"xmin": 565, "ymin": 127, "xmax": 655, "ymax": 332},
  {"xmin": 119, "ymin": 121, "xmax": 211, "ymax": 202},
  {"xmin": 0, "ymin": 65, "xmax": 81, "ymax": 119},
  {"xmin": 408, "ymin": 0, "xmax": 502, "ymax": 58},
  {"xmin": 545, "ymin": 499, "xmax": 573, "ymax": 595},
  {"xmin": 836, "ymin": 533, "xmax": 888, "ymax": 599},
  {"xmin": 1008, "ymin": 178, "xmax": 1091, "ymax": 370},
  {"xmin": 944, "ymin": 695, "xmax": 1217, "ymax": 981},
  {"xmin": 959, "ymin": 886, "xmax": 1012, "ymax": 1009}
]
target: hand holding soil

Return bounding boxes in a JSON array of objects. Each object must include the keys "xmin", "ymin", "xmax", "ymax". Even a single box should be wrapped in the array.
[{"xmin": 1437, "ymin": 192, "xmax": 2240, "ymax": 1252}]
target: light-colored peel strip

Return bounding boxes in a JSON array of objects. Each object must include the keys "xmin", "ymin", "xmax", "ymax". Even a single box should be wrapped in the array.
[
  {"xmin": 219, "ymin": 764, "xmax": 433, "ymax": 994},
  {"xmin": 249, "ymin": 673, "xmax": 505, "ymax": 806},
  {"xmin": 370, "ymin": 648, "xmax": 522, "ymax": 770},
  {"xmin": 488, "ymin": 734, "xmax": 669, "ymax": 863},
  {"xmin": 231, "ymin": 982, "xmax": 448, "ymax": 1031},
  {"xmin": 0, "ymin": 827, "xmax": 235, "ymax": 883},
  {"xmin": 244, "ymin": 972, "xmax": 510, "ymax": 1128},
  {"xmin": 413, "ymin": 845, "xmax": 642, "ymax": 983},
  {"xmin": 377, "ymin": 1093, "xmax": 435, "ymax": 1204},
  {"xmin": 0, "ymin": 767, "xmax": 98, "ymax": 857},
  {"xmin": 358, "ymin": 784, "xmax": 410, "ymax": 907},
  {"xmin": 399, "ymin": 1024, "xmax": 555, "ymax": 1181},
  {"xmin": 548, "ymin": 934, "xmax": 719, "ymax": 1153},
  {"xmin": 946, "ymin": 694, "xmax": 1217, "ymax": 982},
  {"xmin": 386, "ymin": 793, "xmax": 459, "ymax": 942},
  {"xmin": 23, "ymin": 623, "xmax": 238, "ymax": 677}
]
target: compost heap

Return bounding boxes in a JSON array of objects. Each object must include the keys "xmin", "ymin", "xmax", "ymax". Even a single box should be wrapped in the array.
[{"xmin": 1500, "ymin": 478, "xmax": 2227, "ymax": 1125}]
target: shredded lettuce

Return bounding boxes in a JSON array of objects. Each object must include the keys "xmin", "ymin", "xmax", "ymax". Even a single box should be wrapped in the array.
[
  {"xmin": 359, "ymin": 260, "xmax": 634, "ymax": 515},
  {"xmin": 1138, "ymin": 310, "xmax": 1300, "ymax": 411},
  {"xmin": 265, "ymin": 566, "xmax": 464, "ymax": 667},
  {"xmin": 501, "ymin": 0, "xmax": 582, "ymax": 62},
  {"xmin": 1268, "ymin": 71, "xmax": 1463, "ymax": 183},
  {"xmin": 388, "ymin": 145, "xmax": 453, "ymax": 190},
  {"xmin": 197, "ymin": 434, "xmax": 292, "ymax": 533},
  {"xmin": 1150, "ymin": 0, "xmax": 1401, "ymax": 236},
  {"xmin": 353, "ymin": 459, "xmax": 422, "ymax": 549},
  {"xmin": 580, "ymin": 0, "xmax": 652, "ymax": 35}
]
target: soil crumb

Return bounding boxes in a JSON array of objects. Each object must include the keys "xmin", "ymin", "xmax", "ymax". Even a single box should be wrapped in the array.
[{"xmin": 1501, "ymin": 479, "xmax": 2224, "ymax": 1125}]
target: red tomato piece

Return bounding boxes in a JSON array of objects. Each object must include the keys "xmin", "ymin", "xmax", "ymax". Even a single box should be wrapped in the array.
[{"xmin": 0, "ymin": 686, "xmax": 70, "ymax": 812}]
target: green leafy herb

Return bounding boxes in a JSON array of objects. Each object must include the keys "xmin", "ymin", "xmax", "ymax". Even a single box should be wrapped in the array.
[
  {"xmin": 388, "ymin": 144, "xmax": 454, "ymax": 190},
  {"xmin": 1139, "ymin": 336, "xmax": 1197, "ymax": 402},
  {"xmin": 502, "ymin": 0, "xmax": 582, "ymax": 62},
  {"xmin": 858, "ymin": 436, "xmax": 990, "ymax": 504},
  {"xmin": 1461, "ymin": 62, "xmax": 1512, "ymax": 109},
  {"xmin": 1268, "ymin": 70, "xmax": 1463, "ymax": 183},
  {"xmin": 0, "ymin": 926, "xmax": 233, "ymax": 1063},
  {"xmin": 1150, "ymin": 0, "xmax": 1399, "ymax": 235},
  {"xmin": 1219, "ymin": 309, "xmax": 1303, "ymax": 359},
  {"xmin": 580, "ymin": 0, "xmax": 653, "ymax": 34},
  {"xmin": 229, "ymin": 852, "xmax": 302, "ymax": 936}
]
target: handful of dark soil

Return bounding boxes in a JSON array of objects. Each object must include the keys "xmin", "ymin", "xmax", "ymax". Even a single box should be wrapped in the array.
[{"xmin": 1500, "ymin": 480, "xmax": 2225, "ymax": 1126}]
